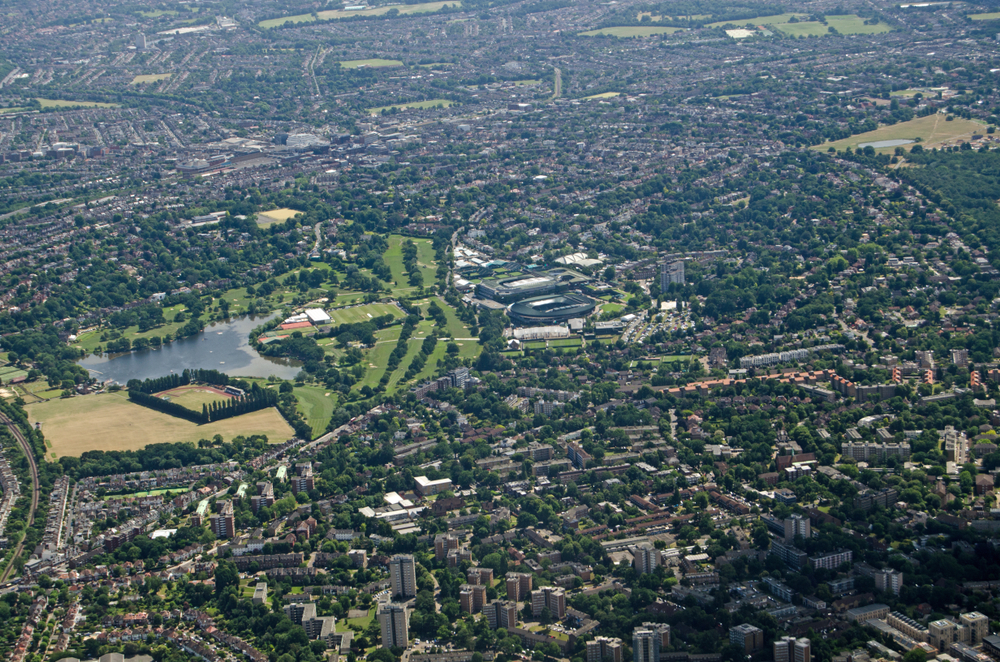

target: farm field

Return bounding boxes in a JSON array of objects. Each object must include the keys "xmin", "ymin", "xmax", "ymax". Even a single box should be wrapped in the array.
[
  {"xmin": 37, "ymin": 98, "xmax": 118, "ymax": 108},
  {"xmin": 579, "ymin": 26, "xmax": 681, "ymax": 37},
  {"xmin": 0, "ymin": 365, "xmax": 28, "ymax": 382},
  {"xmin": 813, "ymin": 114, "xmax": 986, "ymax": 153},
  {"xmin": 257, "ymin": 207, "xmax": 302, "ymax": 225},
  {"xmin": 27, "ymin": 392, "xmax": 294, "ymax": 457},
  {"xmin": 772, "ymin": 15, "xmax": 892, "ymax": 37},
  {"xmin": 339, "ymin": 59, "xmax": 404, "ymax": 69},
  {"xmin": 131, "ymin": 74, "xmax": 172, "ymax": 85},
  {"xmin": 368, "ymin": 99, "xmax": 454, "ymax": 115},
  {"xmin": 293, "ymin": 385, "xmax": 336, "ymax": 439},
  {"xmin": 155, "ymin": 384, "xmax": 232, "ymax": 410},
  {"xmin": 260, "ymin": 1, "xmax": 461, "ymax": 27},
  {"xmin": 327, "ymin": 302, "xmax": 401, "ymax": 325},
  {"xmin": 706, "ymin": 13, "xmax": 806, "ymax": 28}
]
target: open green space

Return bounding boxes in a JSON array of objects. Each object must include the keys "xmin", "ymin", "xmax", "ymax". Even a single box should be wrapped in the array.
[
  {"xmin": 131, "ymin": 73, "xmax": 173, "ymax": 85},
  {"xmin": 260, "ymin": 2, "xmax": 461, "ymax": 27},
  {"xmin": 706, "ymin": 13, "xmax": 806, "ymax": 28},
  {"xmin": 340, "ymin": 59, "xmax": 404, "ymax": 69},
  {"xmin": 637, "ymin": 12, "xmax": 711, "ymax": 21},
  {"xmin": 293, "ymin": 385, "xmax": 337, "ymax": 439},
  {"xmin": 101, "ymin": 487, "xmax": 183, "ymax": 501},
  {"xmin": 969, "ymin": 11, "xmax": 1000, "ymax": 20},
  {"xmin": 582, "ymin": 92, "xmax": 621, "ymax": 100},
  {"xmin": 772, "ymin": 15, "xmax": 892, "ymax": 37},
  {"xmin": 328, "ymin": 302, "xmax": 401, "ymax": 325},
  {"xmin": 74, "ymin": 303, "xmax": 190, "ymax": 354},
  {"xmin": 383, "ymin": 235, "xmax": 437, "ymax": 296},
  {"xmin": 0, "ymin": 107, "xmax": 27, "ymax": 114},
  {"xmin": 26, "ymin": 392, "xmax": 294, "ymax": 457},
  {"xmin": 813, "ymin": 113, "xmax": 986, "ymax": 153},
  {"xmin": 368, "ymin": 99, "xmax": 454, "ymax": 115},
  {"xmin": 37, "ymin": 98, "xmax": 119, "ymax": 109},
  {"xmin": 579, "ymin": 26, "xmax": 681, "ymax": 37},
  {"xmin": 139, "ymin": 9, "xmax": 179, "ymax": 17},
  {"xmin": 156, "ymin": 384, "xmax": 231, "ymax": 410}
]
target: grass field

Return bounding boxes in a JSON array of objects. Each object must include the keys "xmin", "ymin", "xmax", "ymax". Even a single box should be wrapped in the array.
[
  {"xmin": 706, "ymin": 13, "xmax": 806, "ymax": 28},
  {"xmin": 384, "ymin": 235, "xmax": 437, "ymax": 296},
  {"xmin": 340, "ymin": 58, "xmax": 404, "ymax": 69},
  {"xmin": 257, "ymin": 207, "xmax": 302, "ymax": 225},
  {"xmin": 512, "ymin": 79, "xmax": 540, "ymax": 86},
  {"xmin": 260, "ymin": 1, "xmax": 461, "ymax": 27},
  {"xmin": 156, "ymin": 384, "xmax": 231, "ymax": 410},
  {"xmin": 813, "ymin": 114, "xmax": 987, "ymax": 153},
  {"xmin": 637, "ymin": 12, "xmax": 711, "ymax": 21},
  {"xmin": 368, "ymin": 99, "xmax": 454, "ymax": 115},
  {"xmin": 773, "ymin": 15, "xmax": 892, "ymax": 37},
  {"xmin": 328, "ymin": 302, "xmax": 401, "ymax": 325},
  {"xmin": 74, "ymin": 303, "xmax": 190, "ymax": 354},
  {"xmin": 293, "ymin": 385, "xmax": 336, "ymax": 439},
  {"xmin": 139, "ymin": 9, "xmax": 179, "ymax": 17},
  {"xmin": 27, "ymin": 392, "xmax": 294, "ymax": 457},
  {"xmin": 579, "ymin": 26, "xmax": 681, "ymax": 37},
  {"xmin": 130, "ymin": 74, "xmax": 173, "ymax": 85},
  {"xmin": 0, "ymin": 107, "xmax": 27, "ymax": 114},
  {"xmin": 969, "ymin": 11, "xmax": 1000, "ymax": 20},
  {"xmin": 582, "ymin": 92, "xmax": 621, "ymax": 100},
  {"xmin": 0, "ymin": 366, "xmax": 28, "ymax": 382},
  {"xmin": 37, "ymin": 98, "xmax": 118, "ymax": 109},
  {"xmin": 102, "ymin": 487, "xmax": 182, "ymax": 501}
]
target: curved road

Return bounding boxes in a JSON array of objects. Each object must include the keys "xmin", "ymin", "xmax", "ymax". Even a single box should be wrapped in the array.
[{"xmin": 0, "ymin": 412, "xmax": 39, "ymax": 583}]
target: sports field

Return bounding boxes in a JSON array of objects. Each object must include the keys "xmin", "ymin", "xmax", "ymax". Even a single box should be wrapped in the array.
[
  {"xmin": 155, "ymin": 384, "xmax": 232, "ymax": 410},
  {"xmin": 706, "ymin": 13, "xmax": 806, "ymax": 28},
  {"xmin": 340, "ymin": 59, "xmax": 404, "ymax": 69},
  {"xmin": 37, "ymin": 98, "xmax": 118, "ymax": 109},
  {"xmin": 579, "ymin": 26, "xmax": 681, "ymax": 37},
  {"xmin": 260, "ymin": 1, "xmax": 460, "ymax": 27},
  {"xmin": 293, "ymin": 385, "xmax": 336, "ymax": 438},
  {"xmin": 814, "ymin": 114, "xmax": 986, "ymax": 153},
  {"xmin": 327, "ymin": 302, "xmax": 401, "ymax": 325},
  {"xmin": 27, "ymin": 392, "xmax": 294, "ymax": 457},
  {"xmin": 368, "ymin": 99, "xmax": 454, "ymax": 115},
  {"xmin": 582, "ymin": 92, "xmax": 621, "ymax": 100},
  {"xmin": 257, "ymin": 208, "xmax": 302, "ymax": 225},
  {"xmin": 130, "ymin": 74, "xmax": 172, "ymax": 85},
  {"xmin": 773, "ymin": 15, "xmax": 891, "ymax": 37},
  {"xmin": 969, "ymin": 11, "xmax": 1000, "ymax": 20}
]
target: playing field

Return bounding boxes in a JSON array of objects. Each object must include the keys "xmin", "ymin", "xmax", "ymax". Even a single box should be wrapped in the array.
[
  {"xmin": 257, "ymin": 208, "xmax": 302, "ymax": 225},
  {"xmin": 130, "ymin": 74, "xmax": 172, "ymax": 85},
  {"xmin": 340, "ymin": 59, "xmax": 404, "ymax": 69},
  {"xmin": 155, "ymin": 384, "xmax": 232, "ymax": 410},
  {"xmin": 582, "ymin": 92, "xmax": 621, "ymax": 100},
  {"xmin": 260, "ymin": 1, "xmax": 461, "ymax": 27},
  {"xmin": 368, "ymin": 99, "xmax": 454, "ymax": 115},
  {"xmin": 706, "ymin": 13, "xmax": 806, "ymax": 28},
  {"xmin": 814, "ymin": 114, "xmax": 987, "ymax": 153},
  {"xmin": 293, "ymin": 385, "xmax": 336, "ymax": 439},
  {"xmin": 579, "ymin": 26, "xmax": 681, "ymax": 37},
  {"xmin": 327, "ymin": 302, "xmax": 402, "ymax": 325},
  {"xmin": 27, "ymin": 392, "xmax": 294, "ymax": 457},
  {"xmin": 37, "ymin": 98, "xmax": 118, "ymax": 109},
  {"xmin": 969, "ymin": 11, "xmax": 1000, "ymax": 20},
  {"xmin": 772, "ymin": 15, "xmax": 892, "ymax": 37}
]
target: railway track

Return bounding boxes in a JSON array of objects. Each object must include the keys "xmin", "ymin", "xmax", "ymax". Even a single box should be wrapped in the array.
[{"xmin": 0, "ymin": 412, "xmax": 39, "ymax": 583}]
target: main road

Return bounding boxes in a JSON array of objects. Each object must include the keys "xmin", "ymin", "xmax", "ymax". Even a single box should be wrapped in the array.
[{"xmin": 0, "ymin": 411, "xmax": 39, "ymax": 583}]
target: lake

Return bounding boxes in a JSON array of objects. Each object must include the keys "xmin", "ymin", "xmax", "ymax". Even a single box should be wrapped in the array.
[{"xmin": 78, "ymin": 315, "xmax": 303, "ymax": 383}]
